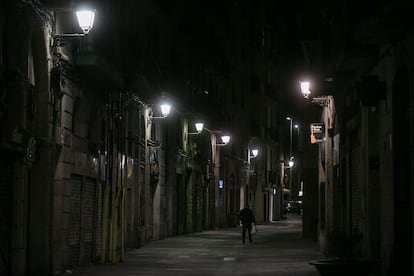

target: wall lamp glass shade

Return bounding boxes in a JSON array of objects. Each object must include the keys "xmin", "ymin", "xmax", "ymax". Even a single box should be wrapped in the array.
[
  {"xmin": 148, "ymin": 103, "xmax": 172, "ymax": 125},
  {"xmin": 300, "ymin": 81, "xmax": 311, "ymax": 99},
  {"xmin": 251, "ymin": 149, "xmax": 259, "ymax": 158},
  {"xmin": 160, "ymin": 103, "xmax": 171, "ymax": 117},
  {"xmin": 76, "ymin": 10, "xmax": 95, "ymax": 34},
  {"xmin": 195, "ymin": 122, "xmax": 204, "ymax": 133},
  {"xmin": 221, "ymin": 135, "xmax": 231, "ymax": 144}
]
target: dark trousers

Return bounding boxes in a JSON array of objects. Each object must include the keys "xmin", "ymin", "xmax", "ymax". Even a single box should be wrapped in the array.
[{"xmin": 242, "ymin": 223, "xmax": 253, "ymax": 242}]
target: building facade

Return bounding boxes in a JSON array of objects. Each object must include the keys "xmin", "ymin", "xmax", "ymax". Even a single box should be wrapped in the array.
[
  {"xmin": 0, "ymin": 0, "xmax": 285, "ymax": 275},
  {"xmin": 295, "ymin": 1, "xmax": 414, "ymax": 275}
]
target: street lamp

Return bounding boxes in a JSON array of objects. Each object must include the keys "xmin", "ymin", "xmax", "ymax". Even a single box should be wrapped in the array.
[
  {"xmin": 299, "ymin": 80, "xmax": 331, "ymax": 107},
  {"xmin": 248, "ymin": 147, "xmax": 259, "ymax": 163},
  {"xmin": 219, "ymin": 135, "xmax": 231, "ymax": 145},
  {"xmin": 147, "ymin": 101, "xmax": 172, "ymax": 126},
  {"xmin": 288, "ymin": 157, "xmax": 295, "ymax": 168},
  {"xmin": 125, "ymin": 93, "xmax": 172, "ymax": 127},
  {"xmin": 204, "ymin": 128, "xmax": 231, "ymax": 146},
  {"xmin": 195, "ymin": 122, "xmax": 204, "ymax": 133},
  {"xmin": 159, "ymin": 103, "xmax": 171, "ymax": 117},
  {"xmin": 52, "ymin": 9, "xmax": 96, "ymax": 47},
  {"xmin": 299, "ymin": 81, "xmax": 311, "ymax": 99},
  {"xmin": 188, "ymin": 122, "xmax": 204, "ymax": 135},
  {"xmin": 76, "ymin": 10, "xmax": 96, "ymax": 34}
]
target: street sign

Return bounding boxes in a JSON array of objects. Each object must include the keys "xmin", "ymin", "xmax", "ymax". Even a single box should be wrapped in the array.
[{"xmin": 310, "ymin": 123, "xmax": 325, "ymax": 144}]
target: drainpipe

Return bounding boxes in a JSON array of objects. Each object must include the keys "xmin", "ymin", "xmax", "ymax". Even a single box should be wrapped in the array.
[
  {"xmin": 110, "ymin": 187, "xmax": 120, "ymax": 263},
  {"xmin": 101, "ymin": 93, "xmax": 112, "ymax": 264},
  {"xmin": 101, "ymin": 185, "xmax": 110, "ymax": 263},
  {"xmin": 120, "ymin": 187, "xmax": 125, "ymax": 261}
]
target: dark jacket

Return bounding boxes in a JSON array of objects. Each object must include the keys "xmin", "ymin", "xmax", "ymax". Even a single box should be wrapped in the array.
[{"xmin": 239, "ymin": 207, "xmax": 255, "ymax": 225}]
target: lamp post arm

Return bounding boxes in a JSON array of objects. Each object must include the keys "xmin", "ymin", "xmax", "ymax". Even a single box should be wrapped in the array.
[{"xmin": 52, "ymin": 33, "xmax": 87, "ymax": 47}]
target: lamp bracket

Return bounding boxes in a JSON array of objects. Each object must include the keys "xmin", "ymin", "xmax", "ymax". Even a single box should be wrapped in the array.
[
  {"xmin": 147, "ymin": 115, "xmax": 167, "ymax": 126},
  {"xmin": 234, "ymin": 156, "xmax": 248, "ymax": 164},
  {"xmin": 52, "ymin": 33, "xmax": 86, "ymax": 47},
  {"xmin": 151, "ymin": 115, "xmax": 167, "ymax": 120},
  {"xmin": 216, "ymin": 142, "xmax": 228, "ymax": 147},
  {"xmin": 311, "ymin": 96, "xmax": 330, "ymax": 107}
]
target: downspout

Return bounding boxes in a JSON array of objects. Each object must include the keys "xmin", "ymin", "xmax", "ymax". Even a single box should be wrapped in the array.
[
  {"xmin": 110, "ymin": 184, "xmax": 120, "ymax": 263},
  {"xmin": 101, "ymin": 185, "xmax": 110, "ymax": 264},
  {"xmin": 110, "ymin": 94, "xmax": 121, "ymax": 263},
  {"xmin": 120, "ymin": 187, "xmax": 125, "ymax": 261},
  {"xmin": 120, "ymin": 93, "xmax": 126, "ymax": 261},
  {"xmin": 110, "ymin": 158, "xmax": 123, "ymax": 263},
  {"xmin": 101, "ymin": 93, "xmax": 112, "ymax": 264}
]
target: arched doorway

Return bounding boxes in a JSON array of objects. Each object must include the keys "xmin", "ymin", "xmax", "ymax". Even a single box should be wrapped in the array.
[{"xmin": 391, "ymin": 65, "xmax": 412, "ymax": 274}]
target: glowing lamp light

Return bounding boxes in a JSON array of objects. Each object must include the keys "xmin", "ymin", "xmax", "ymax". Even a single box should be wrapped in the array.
[
  {"xmin": 195, "ymin": 122, "xmax": 204, "ymax": 133},
  {"xmin": 288, "ymin": 157, "xmax": 294, "ymax": 168},
  {"xmin": 221, "ymin": 135, "xmax": 231, "ymax": 144},
  {"xmin": 218, "ymin": 179, "xmax": 224, "ymax": 189},
  {"xmin": 160, "ymin": 103, "xmax": 171, "ymax": 117},
  {"xmin": 76, "ymin": 10, "xmax": 95, "ymax": 34},
  {"xmin": 251, "ymin": 149, "xmax": 259, "ymax": 158},
  {"xmin": 300, "ymin": 81, "xmax": 311, "ymax": 99}
]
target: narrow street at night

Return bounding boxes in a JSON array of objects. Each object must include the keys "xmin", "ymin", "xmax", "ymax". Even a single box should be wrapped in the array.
[
  {"xmin": 66, "ymin": 215, "xmax": 323, "ymax": 276},
  {"xmin": 1, "ymin": 1, "xmax": 414, "ymax": 275}
]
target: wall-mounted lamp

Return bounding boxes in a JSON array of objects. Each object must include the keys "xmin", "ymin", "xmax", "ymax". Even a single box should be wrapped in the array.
[
  {"xmin": 76, "ymin": 10, "xmax": 96, "ymax": 34},
  {"xmin": 195, "ymin": 122, "xmax": 204, "ymax": 133},
  {"xmin": 147, "ymin": 102, "xmax": 172, "ymax": 125},
  {"xmin": 288, "ymin": 156, "xmax": 295, "ymax": 168},
  {"xmin": 204, "ymin": 128, "xmax": 231, "ymax": 146},
  {"xmin": 189, "ymin": 122, "xmax": 204, "ymax": 135},
  {"xmin": 219, "ymin": 135, "xmax": 231, "ymax": 145},
  {"xmin": 299, "ymin": 80, "xmax": 331, "ymax": 107},
  {"xmin": 246, "ymin": 146, "xmax": 259, "ymax": 164},
  {"xmin": 158, "ymin": 103, "xmax": 172, "ymax": 118},
  {"xmin": 218, "ymin": 179, "xmax": 224, "ymax": 189},
  {"xmin": 299, "ymin": 81, "xmax": 311, "ymax": 99},
  {"xmin": 52, "ymin": 9, "xmax": 96, "ymax": 47}
]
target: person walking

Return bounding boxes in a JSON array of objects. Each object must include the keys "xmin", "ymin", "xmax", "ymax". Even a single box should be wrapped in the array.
[{"xmin": 239, "ymin": 204, "xmax": 256, "ymax": 243}]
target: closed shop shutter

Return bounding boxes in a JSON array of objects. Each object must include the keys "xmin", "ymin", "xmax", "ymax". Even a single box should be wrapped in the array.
[
  {"xmin": 69, "ymin": 177, "xmax": 82, "ymax": 267},
  {"xmin": 79, "ymin": 178, "xmax": 95, "ymax": 264},
  {"xmin": 69, "ymin": 176, "xmax": 102, "ymax": 266},
  {"xmin": 94, "ymin": 181, "xmax": 102, "ymax": 259}
]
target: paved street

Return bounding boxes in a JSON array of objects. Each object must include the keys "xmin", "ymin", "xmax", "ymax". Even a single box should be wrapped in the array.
[{"xmin": 65, "ymin": 214, "xmax": 324, "ymax": 276}]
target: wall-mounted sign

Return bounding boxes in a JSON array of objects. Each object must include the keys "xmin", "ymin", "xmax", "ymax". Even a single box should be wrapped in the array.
[{"xmin": 310, "ymin": 123, "xmax": 325, "ymax": 144}]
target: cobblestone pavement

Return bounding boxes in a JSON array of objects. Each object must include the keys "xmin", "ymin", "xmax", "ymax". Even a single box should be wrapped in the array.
[{"xmin": 65, "ymin": 214, "xmax": 324, "ymax": 276}]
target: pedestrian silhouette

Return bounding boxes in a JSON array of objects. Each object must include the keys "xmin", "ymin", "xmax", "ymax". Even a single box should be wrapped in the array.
[{"xmin": 239, "ymin": 204, "xmax": 256, "ymax": 243}]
